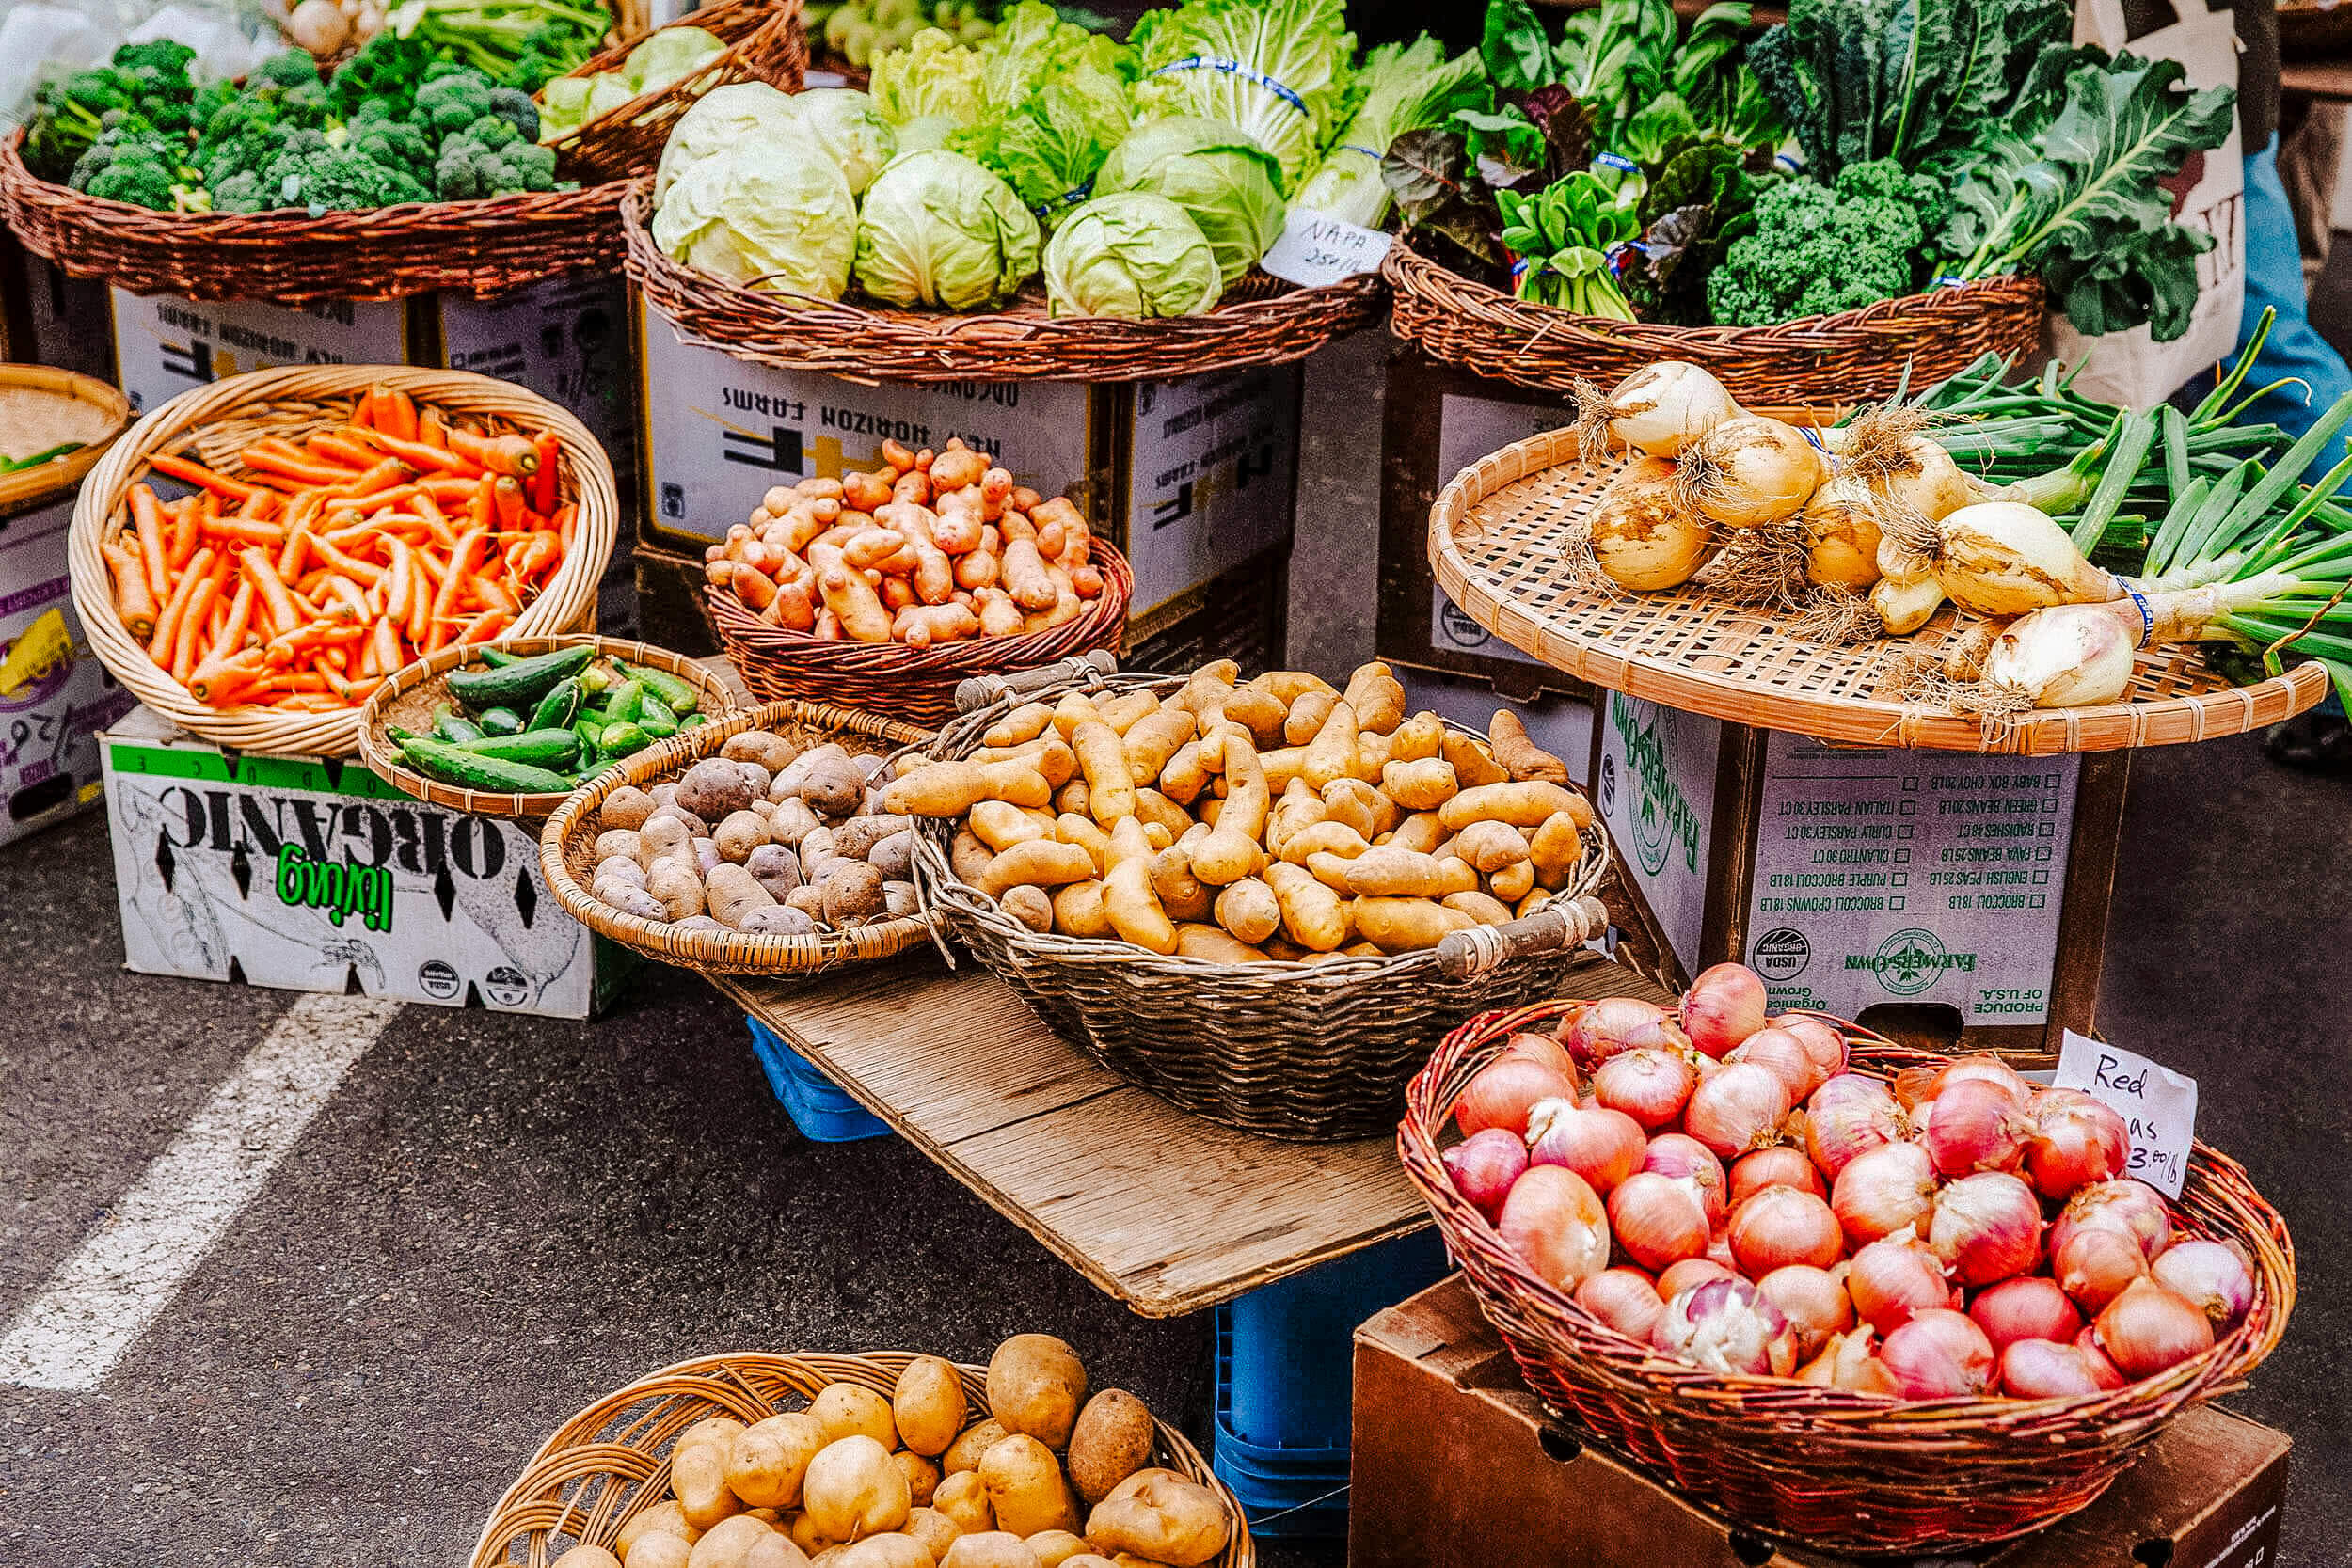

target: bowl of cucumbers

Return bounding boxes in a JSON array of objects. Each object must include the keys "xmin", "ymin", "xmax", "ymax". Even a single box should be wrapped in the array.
[{"xmin": 358, "ymin": 636, "xmax": 739, "ymax": 816}]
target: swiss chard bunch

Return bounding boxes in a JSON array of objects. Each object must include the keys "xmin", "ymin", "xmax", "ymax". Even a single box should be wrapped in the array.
[{"xmin": 1498, "ymin": 171, "xmax": 1639, "ymax": 317}]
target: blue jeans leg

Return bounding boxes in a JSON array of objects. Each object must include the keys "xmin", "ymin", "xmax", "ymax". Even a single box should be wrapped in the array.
[{"xmin": 2233, "ymin": 136, "xmax": 2352, "ymax": 480}]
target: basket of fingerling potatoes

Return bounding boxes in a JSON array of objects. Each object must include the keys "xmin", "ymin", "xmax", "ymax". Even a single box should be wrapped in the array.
[
  {"xmin": 704, "ymin": 436, "xmax": 1131, "ymax": 729},
  {"xmin": 469, "ymin": 1332, "xmax": 1249, "ymax": 1568},
  {"xmin": 898, "ymin": 657, "xmax": 1614, "ymax": 1140}
]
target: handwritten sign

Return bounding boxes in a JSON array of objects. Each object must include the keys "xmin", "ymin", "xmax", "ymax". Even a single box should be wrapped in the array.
[
  {"xmin": 1259, "ymin": 208, "xmax": 1392, "ymax": 288},
  {"xmin": 2053, "ymin": 1029, "xmax": 2198, "ymax": 1197}
]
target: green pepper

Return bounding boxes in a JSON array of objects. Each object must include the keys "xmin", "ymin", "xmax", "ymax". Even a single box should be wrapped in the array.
[
  {"xmin": 432, "ymin": 702, "xmax": 485, "ymax": 745},
  {"xmin": 476, "ymin": 705, "xmax": 525, "ymax": 737},
  {"xmin": 598, "ymin": 721, "xmax": 651, "ymax": 756},
  {"xmin": 638, "ymin": 692, "xmax": 679, "ymax": 739},
  {"xmin": 529, "ymin": 677, "xmax": 581, "ymax": 732},
  {"xmin": 618, "ymin": 659, "xmax": 702, "ymax": 716},
  {"xmin": 603, "ymin": 679, "xmax": 644, "ymax": 724}
]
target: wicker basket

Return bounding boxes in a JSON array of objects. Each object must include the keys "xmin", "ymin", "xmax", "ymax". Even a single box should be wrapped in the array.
[
  {"xmin": 1398, "ymin": 1001, "xmax": 2296, "ymax": 1553},
  {"xmin": 708, "ymin": 540, "xmax": 1132, "ymax": 730},
  {"xmin": 908, "ymin": 666, "xmax": 1615, "ymax": 1140},
  {"xmin": 1430, "ymin": 423, "xmax": 2332, "ymax": 753},
  {"xmin": 356, "ymin": 635, "xmax": 739, "ymax": 816},
  {"xmin": 1383, "ymin": 243, "xmax": 2045, "ymax": 404},
  {"xmin": 541, "ymin": 698, "xmax": 936, "ymax": 975},
  {"xmin": 548, "ymin": 0, "xmax": 807, "ymax": 186},
  {"xmin": 469, "ymin": 1350, "xmax": 1253, "ymax": 1568},
  {"xmin": 0, "ymin": 366, "xmax": 131, "ymax": 512},
  {"xmin": 624, "ymin": 181, "xmax": 1389, "ymax": 383},
  {"xmin": 67, "ymin": 364, "xmax": 617, "ymax": 757}
]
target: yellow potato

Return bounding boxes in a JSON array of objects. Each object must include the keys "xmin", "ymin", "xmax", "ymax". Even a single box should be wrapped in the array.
[
  {"xmin": 681, "ymin": 1418, "xmax": 752, "ymax": 1453},
  {"xmin": 940, "ymin": 1533, "xmax": 1043, "ymax": 1568},
  {"xmin": 894, "ymin": 1356, "xmax": 969, "ymax": 1459},
  {"xmin": 1314, "ymin": 777, "xmax": 1375, "ymax": 840},
  {"xmin": 1438, "ymin": 781, "xmax": 1588, "ymax": 832},
  {"xmin": 1385, "ymin": 812, "xmax": 1447, "ymax": 856},
  {"xmin": 1340, "ymin": 661, "xmax": 1406, "ymax": 735},
  {"xmin": 1263, "ymin": 777, "xmax": 1326, "ymax": 859},
  {"xmin": 1299, "ymin": 701, "xmax": 1359, "ymax": 791},
  {"xmin": 1210, "ymin": 878, "xmax": 1280, "ymax": 945},
  {"xmin": 903, "ymin": 1507, "xmax": 963, "ymax": 1562},
  {"xmin": 1247, "ymin": 670, "xmax": 1335, "ymax": 705},
  {"xmin": 619, "ymin": 1502, "xmax": 702, "ymax": 1557},
  {"xmin": 951, "ymin": 830, "xmax": 995, "ymax": 886},
  {"xmin": 555, "ymin": 1548, "xmax": 623, "ymax": 1568},
  {"xmin": 1440, "ymin": 731, "xmax": 1510, "ymax": 790},
  {"xmin": 1188, "ymin": 727, "xmax": 1267, "ymax": 886},
  {"xmin": 834, "ymin": 1535, "xmax": 928, "ymax": 1568},
  {"xmin": 1070, "ymin": 721, "xmax": 1135, "ymax": 825},
  {"xmin": 789, "ymin": 1513, "xmax": 834, "ymax": 1557},
  {"xmin": 1281, "ymin": 688, "xmax": 1338, "ymax": 747},
  {"xmin": 1487, "ymin": 859, "xmax": 1536, "ymax": 901},
  {"xmin": 1053, "ymin": 813, "xmax": 1110, "ymax": 875},
  {"xmin": 1148, "ymin": 842, "xmax": 1214, "ymax": 924},
  {"xmin": 730, "ymin": 1414, "xmax": 831, "ymax": 1510},
  {"xmin": 1354, "ymin": 727, "xmax": 1393, "ymax": 783},
  {"xmin": 1444, "ymin": 889, "xmax": 1515, "ymax": 925},
  {"xmin": 1379, "ymin": 758, "xmax": 1459, "ymax": 812},
  {"xmin": 895, "ymin": 1450, "xmax": 943, "ymax": 1508},
  {"xmin": 1153, "ymin": 740, "xmax": 1208, "ymax": 805},
  {"xmin": 802, "ymin": 1436, "xmax": 911, "ymax": 1543},
  {"xmin": 1055, "ymin": 779, "xmax": 1089, "ymax": 817},
  {"xmin": 1081, "ymin": 1471, "xmax": 1230, "ymax": 1568},
  {"xmin": 628, "ymin": 1534, "xmax": 694, "ymax": 1568},
  {"xmin": 985, "ymin": 1335, "xmax": 1089, "ymax": 1450},
  {"xmin": 1050, "ymin": 692, "xmax": 1104, "ymax": 739},
  {"xmin": 1170, "ymin": 923, "xmax": 1269, "ymax": 963},
  {"xmin": 975, "ymin": 839, "xmax": 1098, "ymax": 899},
  {"xmin": 1253, "ymin": 745, "xmax": 1308, "ymax": 795},
  {"xmin": 1050, "ymin": 879, "xmax": 1113, "ymax": 939},
  {"xmin": 690, "ymin": 1515, "xmax": 781, "ymax": 1568},
  {"xmin": 1209, "ymin": 686, "xmax": 1286, "ymax": 749},
  {"xmin": 1130, "ymin": 788, "xmax": 1192, "ymax": 844},
  {"xmin": 1101, "ymin": 816, "xmax": 1177, "ymax": 954},
  {"xmin": 1350, "ymin": 896, "xmax": 1478, "ymax": 954},
  {"xmin": 1451, "ymin": 819, "xmax": 1531, "ymax": 874},
  {"xmin": 744, "ymin": 1535, "xmax": 808, "ymax": 1568},
  {"xmin": 1277, "ymin": 820, "xmax": 1369, "ymax": 864},
  {"xmin": 1121, "ymin": 708, "xmax": 1196, "ymax": 786},
  {"xmin": 933, "ymin": 1471, "xmax": 995, "ymax": 1534},
  {"xmin": 1164, "ymin": 662, "xmax": 1239, "ymax": 715},
  {"xmin": 1025, "ymin": 1530, "xmax": 1090, "ymax": 1567},
  {"xmin": 1303, "ymin": 850, "xmax": 1357, "ymax": 894},
  {"xmin": 813, "ymin": 1385, "xmax": 900, "ymax": 1450},
  {"xmin": 676, "ymin": 1438, "xmax": 746, "ymax": 1531},
  {"xmin": 1389, "ymin": 711, "xmax": 1445, "ymax": 762},
  {"xmin": 1266, "ymin": 862, "xmax": 1347, "ymax": 951},
  {"xmin": 1342, "ymin": 847, "xmax": 1477, "ymax": 899},
  {"xmin": 969, "ymin": 800, "xmax": 1052, "ymax": 852},
  {"xmin": 1528, "ymin": 810, "xmax": 1585, "ymax": 889},
  {"xmin": 1093, "ymin": 691, "xmax": 1162, "ymax": 735},
  {"xmin": 1001, "ymin": 885, "xmax": 1055, "ymax": 933},
  {"xmin": 981, "ymin": 703, "xmax": 1053, "ymax": 749},
  {"xmin": 1066, "ymin": 1391, "xmax": 1155, "ymax": 1506},
  {"xmin": 979, "ymin": 1435, "xmax": 1083, "ymax": 1537},
  {"xmin": 882, "ymin": 760, "xmax": 1051, "ymax": 816},
  {"xmin": 1488, "ymin": 708, "xmax": 1569, "ymax": 783}
]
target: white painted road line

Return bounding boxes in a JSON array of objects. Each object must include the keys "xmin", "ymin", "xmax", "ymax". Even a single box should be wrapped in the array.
[{"xmin": 0, "ymin": 992, "xmax": 402, "ymax": 1393}]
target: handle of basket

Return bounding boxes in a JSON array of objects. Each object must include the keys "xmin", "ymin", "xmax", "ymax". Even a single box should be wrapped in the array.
[
  {"xmin": 1436, "ymin": 896, "xmax": 1609, "ymax": 982},
  {"xmin": 955, "ymin": 651, "xmax": 1120, "ymax": 713}
]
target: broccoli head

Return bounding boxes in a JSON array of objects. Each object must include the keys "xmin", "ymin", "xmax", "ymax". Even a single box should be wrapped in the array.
[
  {"xmin": 1707, "ymin": 159, "xmax": 1936, "ymax": 326},
  {"xmin": 500, "ymin": 18, "xmax": 600, "ymax": 94},
  {"xmin": 193, "ymin": 93, "xmax": 281, "ymax": 185},
  {"xmin": 24, "ymin": 67, "xmax": 135, "ymax": 179},
  {"xmin": 486, "ymin": 86, "xmax": 539, "ymax": 143},
  {"xmin": 254, "ymin": 49, "xmax": 325, "ymax": 90},
  {"xmin": 112, "ymin": 40, "xmax": 197, "ymax": 79},
  {"xmin": 434, "ymin": 119, "xmax": 557, "ymax": 201},
  {"xmin": 210, "ymin": 168, "xmax": 268, "ymax": 214},
  {"xmin": 351, "ymin": 119, "xmax": 437, "ymax": 182},
  {"xmin": 330, "ymin": 32, "xmax": 434, "ymax": 119},
  {"xmin": 277, "ymin": 78, "xmax": 340, "ymax": 132},
  {"xmin": 78, "ymin": 141, "xmax": 180, "ymax": 210},
  {"xmin": 414, "ymin": 69, "xmax": 495, "ymax": 139},
  {"xmin": 260, "ymin": 140, "xmax": 432, "ymax": 213}
]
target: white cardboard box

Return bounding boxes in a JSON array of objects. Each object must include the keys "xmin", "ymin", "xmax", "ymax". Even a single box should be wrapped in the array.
[
  {"xmin": 0, "ymin": 489, "xmax": 135, "ymax": 847},
  {"xmin": 101, "ymin": 706, "xmax": 627, "ymax": 1017},
  {"xmin": 110, "ymin": 289, "xmax": 413, "ymax": 413}
]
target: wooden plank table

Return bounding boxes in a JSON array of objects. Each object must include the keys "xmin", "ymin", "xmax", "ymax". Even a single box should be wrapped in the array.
[{"xmin": 711, "ymin": 949, "xmax": 1672, "ymax": 1319}]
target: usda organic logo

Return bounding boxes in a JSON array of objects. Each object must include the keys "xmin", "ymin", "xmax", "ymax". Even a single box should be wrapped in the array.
[{"xmin": 1847, "ymin": 927, "xmax": 1978, "ymax": 996}]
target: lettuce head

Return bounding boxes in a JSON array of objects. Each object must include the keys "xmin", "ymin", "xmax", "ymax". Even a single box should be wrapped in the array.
[
  {"xmin": 1044, "ymin": 192, "xmax": 1221, "ymax": 319},
  {"xmin": 1095, "ymin": 116, "xmax": 1285, "ymax": 288}
]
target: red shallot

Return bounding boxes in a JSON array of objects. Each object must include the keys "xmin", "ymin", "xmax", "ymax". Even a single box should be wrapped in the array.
[
  {"xmin": 1643, "ymin": 1133, "xmax": 1728, "ymax": 1227},
  {"xmin": 1455, "ymin": 1054, "xmax": 1577, "ymax": 1139},
  {"xmin": 1680, "ymin": 962, "xmax": 1767, "ymax": 1059},
  {"xmin": 1727, "ymin": 1027, "xmax": 1817, "ymax": 1102},
  {"xmin": 1880, "ymin": 1307, "xmax": 1995, "ymax": 1398},
  {"xmin": 1591, "ymin": 1048, "xmax": 1698, "ymax": 1130},
  {"xmin": 1921, "ymin": 1077, "xmax": 2033, "ymax": 1177},
  {"xmin": 1441, "ymin": 1127, "xmax": 1529, "ymax": 1221},
  {"xmin": 2023, "ymin": 1094, "xmax": 2129, "ymax": 1199},
  {"xmin": 1658, "ymin": 1257, "xmax": 1737, "ymax": 1298},
  {"xmin": 1968, "ymin": 1276, "xmax": 2083, "ymax": 1352},
  {"xmin": 2054, "ymin": 1179, "xmax": 2174, "ymax": 1263},
  {"xmin": 1997, "ymin": 1338, "xmax": 2108, "ymax": 1399},
  {"xmin": 1830, "ymin": 1140, "xmax": 1938, "ymax": 1249},
  {"xmin": 1562, "ymin": 997, "xmax": 1690, "ymax": 1069},
  {"xmin": 2072, "ymin": 1324, "xmax": 2130, "ymax": 1389},
  {"xmin": 1930, "ymin": 1171, "xmax": 2043, "ymax": 1288},
  {"xmin": 1846, "ymin": 1233, "xmax": 1955, "ymax": 1334},
  {"xmin": 1756, "ymin": 1264, "xmax": 1855, "ymax": 1358},
  {"xmin": 1729, "ymin": 1146, "xmax": 1827, "ymax": 1208},
  {"xmin": 2150, "ymin": 1239, "xmax": 2255, "ymax": 1331},
  {"xmin": 1796, "ymin": 1328, "xmax": 1901, "ymax": 1395},
  {"xmin": 2053, "ymin": 1225, "xmax": 2149, "ymax": 1315},
  {"xmin": 2094, "ymin": 1277, "xmax": 2215, "ymax": 1379},
  {"xmin": 1804, "ymin": 1074, "xmax": 1906, "ymax": 1177},
  {"xmin": 1527, "ymin": 1098, "xmax": 1646, "ymax": 1194},
  {"xmin": 1654, "ymin": 1276, "xmax": 1800, "ymax": 1376},
  {"xmin": 1728, "ymin": 1186, "xmax": 1845, "ymax": 1275},
  {"xmin": 1774, "ymin": 1015, "xmax": 1849, "ymax": 1088},
  {"xmin": 1685, "ymin": 1062, "xmax": 1792, "ymax": 1159},
  {"xmin": 1574, "ymin": 1267, "xmax": 1667, "ymax": 1344},
  {"xmin": 1607, "ymin": 1171, "xmax": 1713, "ymax": 1273},
  {"xmin": 1499, "ymin": 1165, "xmax": 1611, "ymax": 1292}
]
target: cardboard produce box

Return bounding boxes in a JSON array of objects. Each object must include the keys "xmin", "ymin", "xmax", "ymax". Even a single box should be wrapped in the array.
[
  {"xmin": 0, "ymin": 483, "xmax": 136, "ymax": 847},
  {"xmin": 1353, "ymin": 1276, "xmax": 2289, "ymax": 1568},
  {"xmin": 101, "ymin": 706, "xmax": 628, "ymax": 1018}
]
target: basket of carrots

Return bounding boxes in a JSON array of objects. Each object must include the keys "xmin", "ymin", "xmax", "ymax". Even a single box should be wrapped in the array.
[
  {"xmin": 358, "ymin": 635, "xmax": 738, "ymax": 816},
  {"xmin": 67, "ymin": 364, "xmax": 617, "ymax": 758}
]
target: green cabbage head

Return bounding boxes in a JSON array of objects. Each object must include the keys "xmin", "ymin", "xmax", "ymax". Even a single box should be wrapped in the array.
[
  {"xmin": 653, "ymin": 125, "xmax": 857, "ymax": 300},
  {"xmin": 853, "ymin": 149, "xmax": 1041, "ymax": 310},
  {"xmin": 1044, "ymin": 192, "xmax": 1221, "ymax": 319},
  {"xmin": 654, "ymin": 82, "xmax": 799, "ymax": 203},
  {"xmin": 794, "ymin": 88, "xmax": 898, "ymax": 197},
  {"xmin": 1094, "ymin": 116, "xmax": 1284, "ymax": 289}
]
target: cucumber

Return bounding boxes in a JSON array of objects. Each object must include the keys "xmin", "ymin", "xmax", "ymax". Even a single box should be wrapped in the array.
[
  {"xmin": 454, "ymin": 728, "xmax": 582, "ymax": 768},
  {"xmin": 618, "ymin": 658, "xmax": 702, "ymax": 715},
  {"xmin": 598, "ymin": 721, "xmax": 651, "ymax": 756},
  {"xmin": 432, "ymin": 703, "xmax": 485, "ymax": 744},
  {"xmin": 476, "ymin": 705, "xmax": 525, "ymax": 737},
  {"xmin": 603, "ymin": 679, "xmax": 644, "ymax": 724},
  {"xmin": 528, "ymin": 677, "xmax": 581, "ymax": 732},
  {"xmin": 400, "ymin": 737, "xmax": 571, "ymax": 794},
  {"xmin": 477, "ymin": 648, "xmax": 523, "ymax": 667},
  {"xmin": 444, "ymin": 645, "xmax": 596, "ymax": 711},
  {"xmin": 638, "ymin": 692, "xmax": 679, "ymax": 739},
  {"xmin": 580, "ymin": 663, "xmax": 613, "ymax": 696},
  {"xmin": 679, "ymin": 712, "xmax": 708, "ymax": 730}
]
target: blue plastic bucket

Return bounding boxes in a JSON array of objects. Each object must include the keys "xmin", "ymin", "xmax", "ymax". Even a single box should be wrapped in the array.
[{"xmin": 746, "ymin": 1017, "xmax": 890, "ymax": 1143}]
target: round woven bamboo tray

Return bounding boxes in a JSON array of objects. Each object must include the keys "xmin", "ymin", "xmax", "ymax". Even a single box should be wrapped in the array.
[
  {"xmin": 1398, "ymin": 1001, "xmax": 2295, "ymax": 1553},
  {"xmin": 624, "ymin": 181, "xmax": 1389, "ymax": 383},
  {"xmin": 1383, "ymin": 243, "xmax": 2045, "ymax": 404},
  {"xmin": 356, "ymin": 635, "xmax": 738, "ymax": 816},
  {"xmin": 0, "ymin": 127, "xmax": 635, "ymax": 305},
  {"xmin": 542, "ymin": 697, "xmax": 935, "ymax": 975},
  {"xmin": 0, "ymin": 366, "xmax": 131, "ymax": 513},
  {"xmin": 908, "ymin": 666, "xmax": 1615, "ymax": 1141},
  {"xmin": 708, "ymin": 539, "xmax": 1133, "ymax": 730},
  {"xmin": 469, "ymin": 1349, "xmax": 1253, "ymax": 1568},
  {"xmin": 1430, "ymin": 424, "xmax": 2331, "ymax": 754},
  {"xmin": 67, "ymin": 364, "xmax": 616, "ymax": 757},
  {"xmin": 548, "ymin": 0, "xmax": 807, "ymax": 186}
]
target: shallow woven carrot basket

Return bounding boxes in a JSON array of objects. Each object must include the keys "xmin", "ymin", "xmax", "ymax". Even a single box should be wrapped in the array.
[
  {"xmin": 624, "ymin": 180, "xmax": 1389, "ymax": 383},
  {"xmin": 66, "ymin": 364, "xmax": 616, "ymax": 757},
  {"xmin": 541, "ymin": 697, "xmax": 935, "ymax": 975},
  {"xmin": 468, "ymin": 1349, "xmax": 1253, "ymax": 1568},
  {"xmin": 907, "ymin": 666, "xmax": 1614, "ymax": 1140},
  {"xmin": 1383, "ymin": 244, "xmax": 2045, "ymax": 404},
  {"xmin": 1429, "ymin": 423, "xmax": 2332, "ymax": 754},
  {"xmin": 356, "ymin": 635, "xmax": 738, "ymax": 816},
  {"xmin": 708, "ymin": 540, "xmax": 1131, "ymax": 730},
  {"xmin": 547, "ymin": 0, "xmax": 807, "ymax": 186},
  {"xmin": 1398, "ymin": 1000, "xmax": 2296, "ymax": 1553}
]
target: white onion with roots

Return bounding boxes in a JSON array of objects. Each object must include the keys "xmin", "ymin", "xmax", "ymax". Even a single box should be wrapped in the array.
[
  {"xmin": 1566, "ymin": 454, "xmax": 1718, "ymax": 594},
  {"xmin": 1571, "ymin": 362, "xmax": 1746, "ymax": 460},
  {"xmin": 1677, "ymin": 417, "xmax": 1832, "ymax": 530}
]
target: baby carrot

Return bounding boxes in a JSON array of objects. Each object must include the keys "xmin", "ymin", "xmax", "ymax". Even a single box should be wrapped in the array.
[
  {"xmin": 528, "ymin": 432, "xmax": 560, "ymax": 513},
  {"xmin": 209, "ymin": 580, "xmax": 255, "ymax": 662},
  {"xmin": 240, "ymin": 447, "xmax": 349, "ymax": 487},
  {"xmin": 425, "ymin": 526, "xmax": 485, "ymax": 652},
  {"xmin": 369, "ymin": 615, "xmax": 402, "ymax": 675},
  {"xmin": 103, "ymin": 543, "xmax": 158, "ymax": 638},
  {"xmin": 492, "ymin": 475, "xmax": 526, "ymax": 529},
  {"xmin": 240, "ymin": 548, "xmax": 300, "ymax": 639},
  {"xmin": 447, "ymin": 426, "xmax": 540, "ymax": 478},
  {"xmin": 188, "ymin": 648, "xmax": 265, "ymax": 705},
  {"xmin": 351, "ymin": 388, "xmax": 377, "ymax": 431},
  {"xmin": 200, "ymin": 514, "xmax": 287, "ymax": 546},
  {"xmin": 420, "ymin": 404, "xmax": 448, "ymax": 451},
  {"xmin": 167, "ymin": 496, "xmax": 200, "ymax": 572},
  {"xmin": 150, "ymin": 546, "xmax": 215, "ymax": 663},
  {"xmin": 347, "ymin": 426, "xmax": 470, "ymax": 476},
  {"xmin": 308, "ymin": 533, "xmax": 387, "ymax": 587},
  {"xmin": 148, "ymin": 451, "xmax": 258, "ymax": 501},
  {"xmin": 131, "ymin": 484, "xmax": 171, "ymax": 601},
  {"xmin": 453, "ymin": 607, "xmax": 511, "ymax": 646},
  {"xmin": 329, "ymin": 457, "xmax": 410, "ymax": 499},
  {"xmin": 171, "ymin": 566, "xmax": 225, "ymax": 683},
  {"xmin": 305, "ymin": 433, "xmax": 378, "ymax": 470},
  {"xmin": 377, "ymin": 387, "xmax": 419, "ymax": 443}
]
